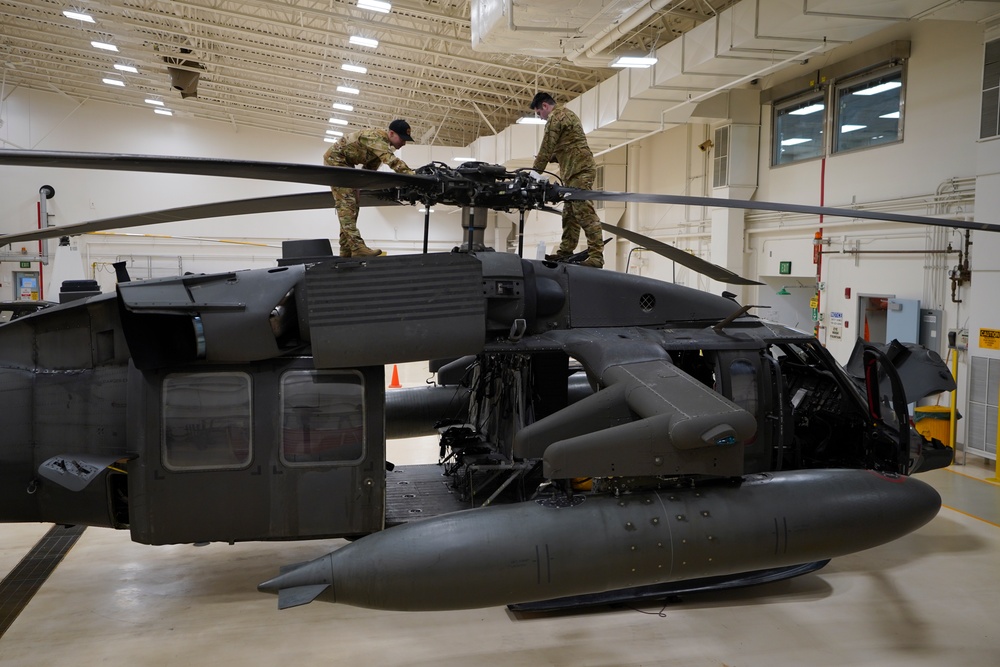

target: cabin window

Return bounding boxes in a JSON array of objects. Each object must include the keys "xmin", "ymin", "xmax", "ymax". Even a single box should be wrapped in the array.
[
  {"xmin": 280, "ymin": 370, "xmax": 365, "ymax": 465},
  {"xmin": 162, "ymin": 372, "xmax": 252, "ymax": 470}
]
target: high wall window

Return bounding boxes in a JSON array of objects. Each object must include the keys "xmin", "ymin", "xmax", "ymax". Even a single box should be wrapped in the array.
[
  {"xmin": 162, "ymin": 372, "xmax": 252, "ymax": 470},
  {"xmin": 771, "ymin": 61, "xmax": 905, "ymax": 166},
  {"xmin": 834, "ymin": 67, "xmax": 904, "ymax": 153},
  {"xmin": 981, "ymin": 39, "xmax": 1000, "ymax": 139},
  {"xmin": 773, "ymin": 92, "xmax": 826, "ymax": 165},
  {"xmin": 281, "ymin": 370, "xmax": 365, "ymax": 465}
]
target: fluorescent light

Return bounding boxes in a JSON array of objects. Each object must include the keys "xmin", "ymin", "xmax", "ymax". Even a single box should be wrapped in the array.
[
  {"xmin": 154, "ymin": 109, "xmax": 173, "ymax": 116},
  {"xmin": 332, "ymin": 102, "xmax": 354, "ymax": 112},
  {"xmin": 62, "ymin": 11, "xmax": 95, "ymax": 22},
  {"xmin": 329, "ymin": 117, "xmax": 349, "ymax": 125},
  {"xmin": 324, "ymin": 137, "xmax": 339, "ymax": 143},
  {"xmin": 349, "ymin": 36, "xmax": 379, "ymax": 48},
  {"xmin": 418, "ymin": 207, "xmax": 435, "ymax": 213},
  {"xmin": 358, "ymin": 0, "xmax": 391, "ymax": 13},
  {"xmin": 114, "ymin": 64, "xmax": 139, "ymax": 74},
  {"xmin": 840, "ymin": 124, "xmax": 867, "ymax": 133},
  {"xmin": 91, "ymin": 41, "xmax": 119, "ymax": 52},
  {"xmin": 853, "ymin": 81, "xmax": 902, "ymax": 96},
  {"xmin": 336, "ymin": 85, "xmax": 360, "ymax": 95},
  {"xmin": 789, "ymin": 103, "xmax": 824, "ymax": 116},
  {"xmin": 342, "ymin": 63, "xmax": 367, "ymax": 74},
  {"xmin": 780, "ymin": 138, "xmax": 811, "ymax": 146},
  {"xmin": 516, "ymin": 116, "xmax": 546, "ymax": 125},
  {"xmin": 611, "ymin": 56, "xmax": 657, "ymax": 68},
  {"xmin": 879, "ymin": 111, "xmax": 901, "ymax": 119},
  {"xmin": 452, "ymin": 157, "xmax": 476, "ymax": 162},
  {"xmin": 102, "ymin": 77, "xmax": 125, "ymax": 87},
  {"xmin": 326, "ymin": 130, "xmax": 344, "ymax": 137},
  {"xmin": 144, "ymin": 98, "xmax": 165, "ymax": 106}
]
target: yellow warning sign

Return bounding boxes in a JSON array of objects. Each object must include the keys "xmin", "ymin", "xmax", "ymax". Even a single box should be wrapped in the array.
[{"xmin": 978, "ymin": 328, "xmax": 1000, "ymax": 349}]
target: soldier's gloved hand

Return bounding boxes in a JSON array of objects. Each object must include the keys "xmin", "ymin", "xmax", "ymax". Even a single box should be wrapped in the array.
[{"xmin": 528, "ymin": 170, "xmax": 547, "ymax": 182}]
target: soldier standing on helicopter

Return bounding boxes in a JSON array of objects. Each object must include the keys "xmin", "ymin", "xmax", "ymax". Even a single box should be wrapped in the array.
[
  {"xmin": 323, "ymin": 119, "xmax": 415, "ymax": 257},
  {"xmin": 529, "ymin": 92, "xmax": 604, "ymax": 269}
]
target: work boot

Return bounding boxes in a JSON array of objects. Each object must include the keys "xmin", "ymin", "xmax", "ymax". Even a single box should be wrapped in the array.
[
  {"xmin": 545, "ymin": 252, "xmax": 574, "ymax": 263},
  {"xmin": 580, "ymin": 254, "xmax": 604, "ymax": 269},
  {"xmin": 352, "ymin": 245, "xmax": 383, "ymax": 257},
  {"xmin": 339, "ymin": 246, "xmax": 352, "ymax": 258}
]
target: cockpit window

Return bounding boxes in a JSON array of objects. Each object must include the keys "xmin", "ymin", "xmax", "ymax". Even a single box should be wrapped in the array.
[
  {"xmin": 162, "ymin": 372, "xmax": 252, "ymax": 470},
  {"xmin": 280, "ymin": 370, "xmax": 365, "ymax": 466}
]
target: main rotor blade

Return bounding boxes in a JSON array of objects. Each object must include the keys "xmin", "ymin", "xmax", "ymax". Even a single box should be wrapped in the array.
[
  {"xmin": 560, "ymin": 187, "xmax": 998, "ymax": 232},
  {"xmin": 0, "ymin": 149, "xmax": 432, "ymax": 189},
  {"xmin": 601, "ymin": 222, "xmax": 762, "ymax": 286},
  {"xmin": 0, "ymin": 191, "xmax": 398, "ymax": 245}
]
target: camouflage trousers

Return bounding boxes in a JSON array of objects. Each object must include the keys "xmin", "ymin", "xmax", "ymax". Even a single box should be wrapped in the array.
[
  {"xmin": 330, "ymin": 187, "xmax": 368, "ymax": 255},
  {"xmin": 556, "ymin": 169, "xmax": 603, "ymax": 266}
]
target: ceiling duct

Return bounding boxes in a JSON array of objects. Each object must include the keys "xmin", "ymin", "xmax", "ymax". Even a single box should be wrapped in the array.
[{"xmin": 164, "ymin": 49, "xmax": 203, "ymax": 99}]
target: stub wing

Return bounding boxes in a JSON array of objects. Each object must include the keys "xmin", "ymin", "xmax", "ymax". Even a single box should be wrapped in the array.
[{"xmin": 513, "ymin": 358, "xmax": 757, "ymax": 479}]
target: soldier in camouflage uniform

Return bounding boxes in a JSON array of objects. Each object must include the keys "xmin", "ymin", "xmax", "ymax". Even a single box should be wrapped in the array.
[
  {"xmin": 323, "ymin": 119, "xmax": 415, "ymax": 257},
  {"xmin": 530, "ymin": 92, "xmax": 604, "ymax": 268}
]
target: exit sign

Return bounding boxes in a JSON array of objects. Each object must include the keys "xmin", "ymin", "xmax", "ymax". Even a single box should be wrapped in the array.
[
  {"xmin": 779, "ymin": 261, "xmax": 792, "ymax": 275},
  {"xmin": 19, "ymin": 261, "xmax": 31, "ymax": 269}
]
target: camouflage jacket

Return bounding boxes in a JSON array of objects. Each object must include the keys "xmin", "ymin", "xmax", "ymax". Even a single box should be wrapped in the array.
[
  {"xmin": 324, "ymin": 129, "xmax": 413, "ymax": 174},
  {"xmin": 531, "ymin": 106, "xmax": 595, "ymax": 182}
]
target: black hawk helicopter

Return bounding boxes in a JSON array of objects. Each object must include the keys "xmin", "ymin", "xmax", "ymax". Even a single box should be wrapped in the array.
[{"xmin": 0, "ymin": 149, "xmax": 964, "ymax": 612}]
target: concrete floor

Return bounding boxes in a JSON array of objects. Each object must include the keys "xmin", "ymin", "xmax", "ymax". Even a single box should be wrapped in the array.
[{"xmin": 1, "ymin": 453, "xmax": 997, "ymax": 667}]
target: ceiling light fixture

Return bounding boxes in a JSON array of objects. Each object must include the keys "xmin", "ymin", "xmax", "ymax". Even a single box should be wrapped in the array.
[
  {"xmin": 336, "ymin": 85, "xmax": 360, "ymax": 95},
  {"xmin": 780, "ymin": 138, "xmax": 811, "ymax": 146},
  {"xmin": 357, "ymin": 0, "xmax": 391, "ymax": 13},
  {"xmin": 349, "ymin": 36, "xmax": 379, "ymax": 48},
  {"xmin": 326, "ymin": 130, "xmax": 344, "ymax": 137},
  {"xmin": 789, "ymin": 104, "xmax": 824, "ymax": 116},
  {"xmin": 853, "ymin": 81, "xmax": 902, "ymax": 96},
  {"xmin": 332, "ymin": 103, "xmax": 354, "ymax": 112},
  {"xmin": 324, "ymin": 137, "xmax": 339, "ymax": 143},
  {"xmin": 144, "ymin": 98, "xmax": 165, "ymax": 106},
  {"xmin": 341, "ymin": 63, "xmax": 367, "ymax": 74},
  {"xmin": 840, "ymin": 124, "xmax": 867, "ymax": 133},
  {"xmin": 102, "ymin": 77, "xmax": 125, "ymax": 87},
  {"xmin": 452, "ymin": 157, "xmax": 476, "ymax": 162},
  {"xmin": 114, "ymin": 64, "xmax": 138, "ymax": 74},
  {"xmin": 516, "ymin": 116, "xmax": 546, "ymax": 125},
  {"xmin": 610, "ymin": 55, "xmax": 657, "ymax": 68},
  {"xmin": 62, "ymin": 10, "xmax": 95, "ymax": 22},
  {"xmin": 91, "ymin": 41, "xmax": 119, "ymax": 52},
  {"xmin": 329, "ymin": 117, "xmax": 349, "ymax": 125},
  {"xmin": 154, "ymin": 109, "xmax": 173, "ymax": 116},
  {"xmin": 879, "ymin": 111, "xmax": 901, "ymax": 119}
]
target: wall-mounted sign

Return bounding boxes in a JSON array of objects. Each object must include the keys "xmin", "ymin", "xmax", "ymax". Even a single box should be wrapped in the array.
[
  {"xmin": 19, "ymin": 261, "xmax": 30, "ymax": 269},
  {"xmin": 779, "ymin": 261, "xmax": 792, "ymax": 275},
  {"xmin": 979, "ymin": 328, "xmax": 1000, "ymax": 350}
]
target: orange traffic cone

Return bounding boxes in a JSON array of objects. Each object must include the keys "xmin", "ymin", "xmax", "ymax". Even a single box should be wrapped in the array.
[{"xmin": 388, "ymin": 364, "xmax": 402, "ymax": 389}]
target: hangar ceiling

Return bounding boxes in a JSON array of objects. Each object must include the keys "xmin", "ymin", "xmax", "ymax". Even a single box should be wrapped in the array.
[{"xmin": 1, "ymin": 1, "xmax": 999, "ymax": 148}]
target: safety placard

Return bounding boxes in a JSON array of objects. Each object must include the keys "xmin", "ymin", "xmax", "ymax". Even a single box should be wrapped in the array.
[{"xmin": 978, "ymin": 328, "xmax": 1000, "ymax": 350}]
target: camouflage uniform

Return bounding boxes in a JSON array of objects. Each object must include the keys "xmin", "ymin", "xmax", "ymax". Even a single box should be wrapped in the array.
[
  {"xmin": 323, "ymin": 129, "xmax": 414, "ymax": 256},
  {"xmin": 532, "ymin": 106, "xmax": 603, "ymax": 267}
]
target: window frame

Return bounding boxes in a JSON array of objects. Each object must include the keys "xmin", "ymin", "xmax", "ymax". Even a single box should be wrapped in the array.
[
  {"xmin": 772, "ymin": 90, "xmax": 828, "ymax": 167},
  {"xmin": 832, "ymin": 64, "xmax": 905, "ymax": 155}
]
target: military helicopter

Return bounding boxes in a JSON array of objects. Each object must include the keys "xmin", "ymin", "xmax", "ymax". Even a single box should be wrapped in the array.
[{"xmin": 0, "ymin": 149, "xmax": 964, "ymax": 613}]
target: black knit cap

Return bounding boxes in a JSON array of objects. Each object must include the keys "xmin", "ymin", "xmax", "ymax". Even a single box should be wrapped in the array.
[{"xmin": 388, "ymin": 119, "xmax": 413, "ymax": 142}]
